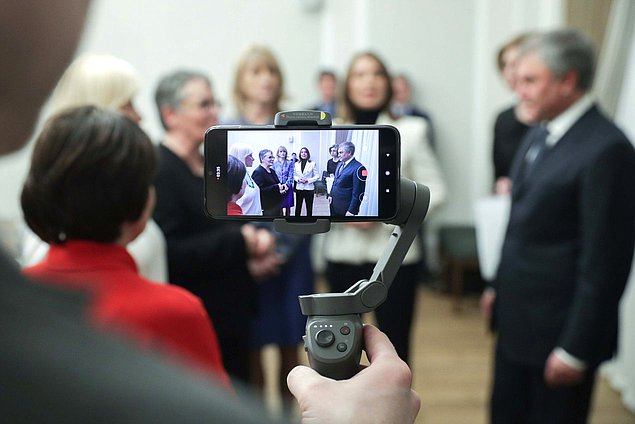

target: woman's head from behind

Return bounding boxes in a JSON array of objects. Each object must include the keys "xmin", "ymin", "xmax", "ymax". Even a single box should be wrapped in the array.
[
  {"xmin": 227, "ymin": 155, "xmax": 247, "ymax": 201},
  {"xmin": 339, "ymin": 51, "xmax": 393, "ymax": 122},
  {"xmin": 22, "ymin": 106, "xmax": 157, "ymax": 245},
  {"xmin": 48, "ymin": 54, "xmax": 141, "ymax": 123}
]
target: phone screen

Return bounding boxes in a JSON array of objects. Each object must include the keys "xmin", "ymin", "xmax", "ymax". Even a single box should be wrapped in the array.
[{"xmin": 204, "ymin": 125, "xmax": 400, "ymax": 221}]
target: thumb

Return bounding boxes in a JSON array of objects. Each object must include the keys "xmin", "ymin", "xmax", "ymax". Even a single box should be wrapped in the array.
[{"xmin": 287, "ymin": 365, "xmax": 325, "ymax": 399}]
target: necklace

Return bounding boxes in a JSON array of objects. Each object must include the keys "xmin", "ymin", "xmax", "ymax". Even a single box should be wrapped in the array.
[{"xmin": 246, "ymin": 173, "xmax": 255, "ymax": 188}]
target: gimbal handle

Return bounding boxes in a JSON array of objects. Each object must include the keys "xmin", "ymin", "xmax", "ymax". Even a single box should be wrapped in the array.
[
  {"xmin": 298, "ymin": 178, "xmax": 430, "ymax": 316},
  {"xmin": 299, "ymin": 178, "xmax": 429, "ymax": 379}
]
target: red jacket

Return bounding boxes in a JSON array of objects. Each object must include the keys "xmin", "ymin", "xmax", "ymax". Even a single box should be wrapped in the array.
[{"xmin": 24, "ymin": 240, "xmax": 231, "ymax": 390}]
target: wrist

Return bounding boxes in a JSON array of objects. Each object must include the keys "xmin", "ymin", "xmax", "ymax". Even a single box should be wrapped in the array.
[{"xmin": 553, "ymin": 347, "xmax": 587, "ymax": 371}]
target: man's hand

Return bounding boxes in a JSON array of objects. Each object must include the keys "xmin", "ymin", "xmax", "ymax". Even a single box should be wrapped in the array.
[
  {"xmin": 480, "ymin": 288, "xmax": 496, "ymax": 321},
  {"xmin": 544, "ymin": 351, "xmax": 585, "ymax": 386},
  {"xmin": 344, "ymin": 222, "xmax": 376, "ymax": 230},
  {"xmin": 247, "ymin": 251, "xmax": 283, "ymax": 281},
  {"xmin": 287, "ymin": 325, "xmax": 421, "ymax": 424},
  {"xmin": 494, "ymin": 177, "xmax": 512, "ymax": 195},
  {"xmin": 241, "ymin": 225, "xmax": 275, "ymax": 258}
]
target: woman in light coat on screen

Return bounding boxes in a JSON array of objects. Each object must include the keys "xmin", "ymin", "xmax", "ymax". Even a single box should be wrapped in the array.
[{"xmin": 293, "ymin": 146, "xmax": 319, "ymax": 217}]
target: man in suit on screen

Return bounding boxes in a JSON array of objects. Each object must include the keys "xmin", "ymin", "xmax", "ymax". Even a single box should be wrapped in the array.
[{"xmin": 329, "ymin": 141, "xmax": 367, "ymax": 217}]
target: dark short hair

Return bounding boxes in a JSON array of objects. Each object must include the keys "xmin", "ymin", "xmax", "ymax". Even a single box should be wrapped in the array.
[
  {"xmin": 21, "ymin": 106, "xmax": 157, "ymax": 244},
  {"xmin": 318, "ymin": 70, "xmax": 336, "ymax": 81},
  {"xmin": 227, "ymin": 155, "xmax": 246, "ymax": 200}
]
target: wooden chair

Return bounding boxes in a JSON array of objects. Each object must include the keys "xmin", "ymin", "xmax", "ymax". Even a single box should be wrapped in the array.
[{"xmin": 438, "ymin": 225, "xmax": 480, "ymax": 312}]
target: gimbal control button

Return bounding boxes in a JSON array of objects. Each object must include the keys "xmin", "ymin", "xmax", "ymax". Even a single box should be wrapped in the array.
[
  {"xmin": 337, "ymin": 343, "xmax": 348, "ymax": 352},
  {"xmin": 315, "ymin": 329, "xmax": 335, "ymax": 347}
]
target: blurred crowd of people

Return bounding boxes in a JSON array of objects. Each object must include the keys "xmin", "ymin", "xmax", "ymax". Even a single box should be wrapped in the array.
[
  {"xmin": 6, "ymin": 37, "xmax": 444, "ymax": 420},
  {"xmin": 2, "ymin": 4, "xmax": 633, "ymax": 422}
]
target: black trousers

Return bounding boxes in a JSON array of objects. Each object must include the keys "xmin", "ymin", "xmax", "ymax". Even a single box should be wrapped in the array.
[
  {"xmin": 295, "ymin": 190, "xmax": 314, "ymax": 216},
  {"xmin": 490, "ymin": 345, "xmax": 596, "ymax": 424},
  {"xmin": 325, "ymin": 261, "xmax": 420, "ymax": 364}
]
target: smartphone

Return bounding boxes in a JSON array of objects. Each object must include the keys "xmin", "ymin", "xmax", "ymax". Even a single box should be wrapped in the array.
[{"xmin": 204, "ymin": 124, "xmax": 400, "ymax": 222}]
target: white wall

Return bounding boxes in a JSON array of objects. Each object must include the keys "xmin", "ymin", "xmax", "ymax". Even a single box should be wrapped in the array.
[
  {"xmin": 602, "ymin": 0, "xmax": 635, "ymax": 412},
  {"xmin": 0, "ymin": 0, "xmax": 564, "ymax": 230}
]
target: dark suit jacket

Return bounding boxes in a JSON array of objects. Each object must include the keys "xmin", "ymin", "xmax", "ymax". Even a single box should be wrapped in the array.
[
  {"xmin": 330, "ymin": 158, "xmax": 366, "ymax": 216},
  {"xmin": 493, "ymin": 105, "xmax": 635, "ymax": 367},
  {"xmin": 251, "ymin": 165, "xmax": 282, "ymax": 216}
]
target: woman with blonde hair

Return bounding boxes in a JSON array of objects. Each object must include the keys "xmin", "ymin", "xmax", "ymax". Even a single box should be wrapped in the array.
[
  {"xmin": 274, "ymin": 145, "xmax": 294, "ymax": 216},
  {"xmin": 228, "ymin": 46, "xmax": 314, "ymax": 414},
  {"xmin": 21, "ymin": 53, "xmax": 168, "ymax": 283},
  {"xmin": 47, "ymin": 54, "xmax": 142, "ymax": 123},
  {"xmin": 230, "ymin": 44, "xmax": 284, "ymax": 124}
]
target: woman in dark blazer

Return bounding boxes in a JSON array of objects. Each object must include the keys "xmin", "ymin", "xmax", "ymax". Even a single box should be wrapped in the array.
[{"xmin": 252, "ymin": 148, "xmax": 285, "ymax": 216}]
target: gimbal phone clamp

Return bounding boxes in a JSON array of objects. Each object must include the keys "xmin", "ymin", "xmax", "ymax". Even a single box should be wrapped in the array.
[{"xmin": 272, "ymin": 111, "xmax": 430, "ymax": 379}]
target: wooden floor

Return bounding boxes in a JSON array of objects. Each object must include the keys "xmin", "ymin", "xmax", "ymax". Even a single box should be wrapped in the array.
[
  {"xmin": 262, "ymin": 282, "xmax": 635, "ymax": 423},
  {"xmin": 289, "ymin": 192, "xmax": 330, "ymax": 216}
]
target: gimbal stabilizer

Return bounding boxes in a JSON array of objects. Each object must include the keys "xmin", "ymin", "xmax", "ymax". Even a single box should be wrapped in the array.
[{"xmin": 273, "ymin": 111, "xmax": 430, "ymax": 379}]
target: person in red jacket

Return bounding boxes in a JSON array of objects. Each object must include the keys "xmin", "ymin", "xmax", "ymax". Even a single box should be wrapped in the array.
[{"xmin": 21, "ymin": 105, "xmax": 231, "ymax": 391}]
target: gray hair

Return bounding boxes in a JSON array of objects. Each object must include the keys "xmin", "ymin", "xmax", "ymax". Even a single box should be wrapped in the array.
[
  {"xmin": 519, "ymin": 29, "xmax": 595, "ymax": 92},
  {"xmin": 340, "ymin": 141, "xmax": 355, "ymax": 155},
  {"xmin": 258, "ymin": 149, "xmax": 273, "ymax": 162},
  {"xmin": 154, "ymin": 70, "xmax": 211, "ymax": 129}
]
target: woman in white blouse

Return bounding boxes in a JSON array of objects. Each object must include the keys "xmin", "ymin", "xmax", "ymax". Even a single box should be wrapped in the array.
[
  {"xmin": 228, "ymin": 143, "xmax": 263, "ymax": 216},
  {"xmin": 293, "ymin": 147, "xmax": 319, "ymax": 217}
]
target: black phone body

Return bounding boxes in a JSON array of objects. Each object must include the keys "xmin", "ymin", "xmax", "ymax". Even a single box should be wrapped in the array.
[{"xmin": 204, "ymin": 124, "xmax": 400, "ymax": 222}]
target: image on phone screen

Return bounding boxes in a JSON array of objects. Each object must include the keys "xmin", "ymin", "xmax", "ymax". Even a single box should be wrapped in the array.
[{"xmin": 205, "ymin": 125, "xmax": 399, "ymax": 221}]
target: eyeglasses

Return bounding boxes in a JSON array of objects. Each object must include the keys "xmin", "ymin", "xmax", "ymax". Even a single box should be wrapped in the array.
[{"xmin": 181, "ymin": 98, "xmax": 221, "ymax": 111}]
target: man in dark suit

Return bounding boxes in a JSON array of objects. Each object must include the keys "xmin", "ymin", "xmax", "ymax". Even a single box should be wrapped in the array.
[
  {"xmin": 480, "ymin": 29, "xmax": 635, "ymax": 423},
  {"xmin": 329, "ymin": 141, "xmax": 367, "ymax": 216},
  {"xmin": 308, "ymin": 70, "xmax": 338, "ymax": 117}
]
